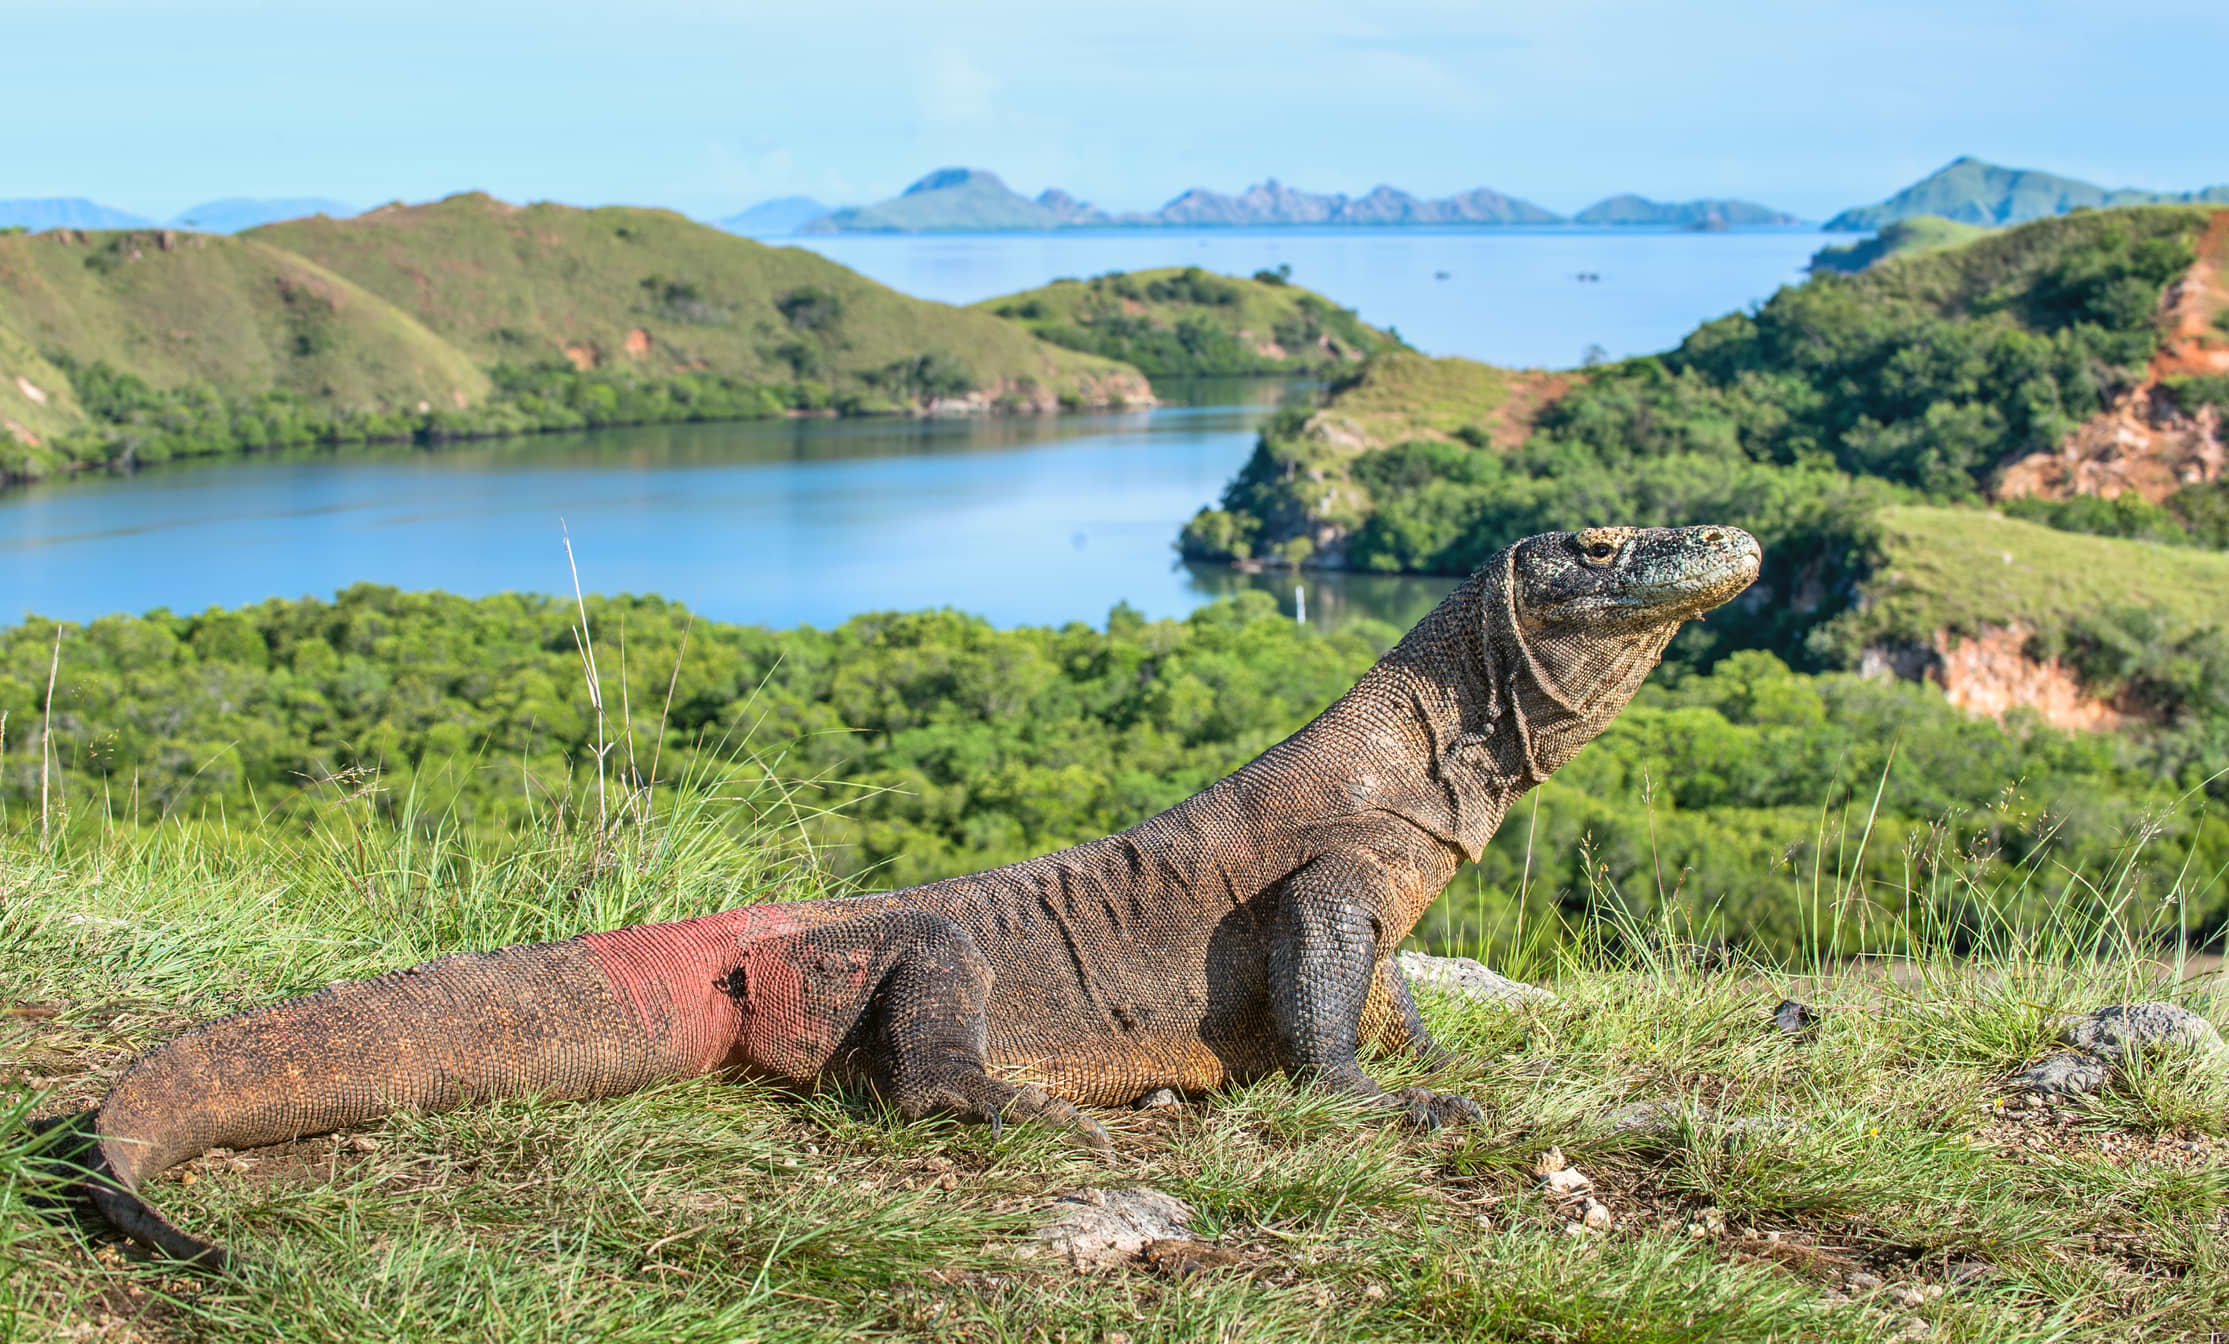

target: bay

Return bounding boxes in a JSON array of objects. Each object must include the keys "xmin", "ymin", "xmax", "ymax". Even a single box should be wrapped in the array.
[
  {"xmin": 0, "ymin": 395, "xmax": 1453, "ymax": 632},
  {"xmin": 788, "ymin": 226, "xmax": 1835, "ymax": 368}
]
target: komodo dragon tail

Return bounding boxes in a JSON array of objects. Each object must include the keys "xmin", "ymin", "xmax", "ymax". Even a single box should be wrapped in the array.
[{"xmin": 86, "ymin": 911, "xmax": 780, "ymax": 1268}]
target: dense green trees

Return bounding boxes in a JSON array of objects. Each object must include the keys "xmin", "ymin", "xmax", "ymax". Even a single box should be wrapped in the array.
[{"xmin": 4, "ymin": 590, "xmax": 2215, "ymax": 959}]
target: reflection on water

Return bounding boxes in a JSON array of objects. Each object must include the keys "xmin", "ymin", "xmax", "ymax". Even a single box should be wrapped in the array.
[
  {"xmin": 0, "ymin": 391, "xmax": 1450, "ymax": 634},
  {"xmin": 1182, "ymin": 564, "xmax": 1460, "ymax": 639}
]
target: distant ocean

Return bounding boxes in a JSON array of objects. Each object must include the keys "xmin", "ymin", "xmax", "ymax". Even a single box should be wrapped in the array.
[{"xmin": 786, "ymin": 227, "xmax": 1836, "ymax": 369}]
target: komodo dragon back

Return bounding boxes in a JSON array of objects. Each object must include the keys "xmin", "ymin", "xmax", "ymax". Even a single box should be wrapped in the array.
[{"xmin": 70, "ymin": 524, "xmax": 1760, "ymax": 1267}]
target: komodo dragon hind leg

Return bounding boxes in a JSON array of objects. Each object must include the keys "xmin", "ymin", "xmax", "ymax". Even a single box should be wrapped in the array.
[
  {"xmin": 1267, "ymin": 854, "xmax": 1484, "ymax": 1131},
  {"xmin": 783, "ymin": 910, "xmax": 1112, "ymax": 1152}
]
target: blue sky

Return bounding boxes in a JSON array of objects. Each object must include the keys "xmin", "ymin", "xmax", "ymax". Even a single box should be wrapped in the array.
[{"xmin": 6, "ymin": 0, "xmax": 2225, "ymax": 221}]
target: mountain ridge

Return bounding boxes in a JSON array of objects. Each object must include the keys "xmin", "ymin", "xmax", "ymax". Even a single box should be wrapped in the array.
[{"xmin": 1827, "ymin": 156, "xmax": 2229, "ymax": 231}]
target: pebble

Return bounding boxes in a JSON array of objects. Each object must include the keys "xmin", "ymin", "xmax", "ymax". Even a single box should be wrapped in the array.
[
  {"xmin": 1581, "ymin": 1197, "xmax": 1614, "ymax": 1231},
  {"xmin": 343, "ymin": 1134, "xmax": 380, "ymax": 1153},
  {"xmin": 1846, "ymin": 1271, "xmax": 1883, "ymax": 1292},
  {"xmin": 1135, "ymin": 1088, "xmax": 1181, "ymax": 1110},
  {"xmin": 1033, "ymin": 1187, "xmax": 1194, "ymax": 1269},
  {"xmin": 1543, "ymin": 1168, "xmax": 1592, "ymax": 1198}
]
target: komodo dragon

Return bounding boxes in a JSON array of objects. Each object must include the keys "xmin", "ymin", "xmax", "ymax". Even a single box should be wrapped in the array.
[{"xmin": 77, "ymin": 523, "xmax": 1759, "ymax": 1266}]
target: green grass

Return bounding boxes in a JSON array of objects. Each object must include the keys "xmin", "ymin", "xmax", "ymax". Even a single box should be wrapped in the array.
[
  {"xmin": 1837, "ymin": 504, "xmax": 2229, "ymax": 649},
  {"xmin": 252, "ymin": 194, "xmax": 1141, "ymax": 402},
  {"xmin": 975, "ymin": 266, "xmax": 1403, "ymax": 377},
  {"xmin": 5, "ymin": 780, "xmax": 2228, "ymax": 1341}
]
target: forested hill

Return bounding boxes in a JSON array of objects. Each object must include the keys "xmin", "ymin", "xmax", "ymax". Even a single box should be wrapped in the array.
[
  {"xmin": 0, "ymin": 195, "xmax": 1148, "ymax": 490},
  {"xmin": 976, "ymin": 265, "xmax": 1405, "ymax": 376},
  {"xmin": 4, "ymin": 585, "xmax": 2221, "ymax": 961},
  {"xmin": 1178, "ymin": 205, "xmax": 2229, "ymax": 736}
]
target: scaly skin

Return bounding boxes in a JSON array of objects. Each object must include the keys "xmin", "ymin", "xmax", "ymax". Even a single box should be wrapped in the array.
[{"xmin": 79, "ymin": 524, "xmax": 1759, "ymax": 1267}]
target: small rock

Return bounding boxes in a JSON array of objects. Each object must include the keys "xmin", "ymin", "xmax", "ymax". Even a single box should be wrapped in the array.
[
  {"xmin": 1542, "ymin": 1168, "xmax": 1592, "ymax": 1198},
  {"xmin": 1896, "ymin": 1317, "xmax": 1931, "ymax": 1340},
  {"xmin": 1135, "ymin": 1088, "xmax": 1181, "ymax": 1110},
  {"xmin": 1846, "ymin": 1271, "xmax": 1884, "ymax": 1292},
  {"xmin": 343, "ymin": 1134, "xmax": 380, "ymax": 1153},
  {"xmin": 176, "ymin": 1171, "xmax": 197, "ymax": 1187},
  {"xmin": 1362, "ymin": 1282, "xmax": 1386, "ymax": 1299},
  {"xmin": 223, "ymin": 1158, "xmax": 252, "ymax": 1174},
  {"xmin": 1889, "ymin": 1285, "xmax": 1926, "ymax": 1309},
  {"xmin": 1699, "ymin": 1207, "xmax": 1728, "ymax": 1237},
  {"xmin": 1581, "ymin": 1197, "xmax": 1614, "ymax": 1231},
  {"xmin": 1034, "ymin": 1187, "xmax": 1193, "ymax": 1269},
  {"xmin": 1771, "ymin": 998, "xmax": 1817, "ymax": 1039},
  {"xmin": 1535, "ymin": 1147, "xmax": 1569, "ymax": 1176},
  {"xmin": 1396, "ymin": 951, "xmax": 1554, "ymax": 1005}
]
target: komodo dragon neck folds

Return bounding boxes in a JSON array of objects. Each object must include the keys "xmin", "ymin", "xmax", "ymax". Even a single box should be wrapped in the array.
[{"xmin": 79, "ymin": 524, "xmax": 1759, "ymax": 1266}]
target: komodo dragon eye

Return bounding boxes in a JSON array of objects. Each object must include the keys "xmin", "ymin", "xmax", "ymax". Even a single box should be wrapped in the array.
[{"xmin": 1581, "ymin": 540, "xmax": 1617, "ymax": 564}]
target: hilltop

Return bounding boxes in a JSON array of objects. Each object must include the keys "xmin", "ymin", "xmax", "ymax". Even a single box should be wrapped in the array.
[
  {"xmin": 1826, "ymin": 156, "xmax": 2229, "ymax": 231},
  {"xmin": 251, "ymin": 192, "xmax": 1140, "ymax": 399},
  {"xmin": 717, "ymin": 194, "xmax": 833, "ymax": 235},
  {"xmin": 0, "ymin": 225, "xmax": 488, "ymax": 478},
  {"xmin": 0, "ymin": 194, "xmax": 1151, "ymax": 488},
  {"xmin": 977, "ymin": 265, "xmax": 1404, "ymax": 376},
  {"xmin": 169, "ymin": 197, "xmax": 358, "ymax": 232},
  {"xmin": 1807, "ymin": 215, "xmax": 1986, "ymax": 273}
]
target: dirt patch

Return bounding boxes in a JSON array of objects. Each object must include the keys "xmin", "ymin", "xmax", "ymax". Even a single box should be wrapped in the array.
[
  {"xmin": 624, "ymin": 328, "xmax": 652, "ymax": 359},
  {"xmin": 1861, "ymin": 623, "xmax": 2123, "ymax": 733},
  {"xmin": 562, "ymin": 342, "xmax": 601, "ymax": 371},
  {"xmin": 1995, "ymin": 210, "xmax": 2229, "ymax": 503},
  {"xmin": 16, "ymin": 374, "xmax": 49, "ymax": 404},
  {"xmin": 3, "ymin": 418, "xmax": 39, "ymax": 447}
]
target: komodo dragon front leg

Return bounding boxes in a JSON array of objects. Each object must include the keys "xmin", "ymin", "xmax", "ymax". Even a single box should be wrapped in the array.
[{"xmin": 1266, "ymin": 845, "xmax": 1483, "ymax": 1128}]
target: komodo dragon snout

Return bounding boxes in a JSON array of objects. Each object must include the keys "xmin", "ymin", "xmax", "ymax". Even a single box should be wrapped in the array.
[{"xmin": 71, "ymin": 522, "xmax": 1759, "ymax": 1269}]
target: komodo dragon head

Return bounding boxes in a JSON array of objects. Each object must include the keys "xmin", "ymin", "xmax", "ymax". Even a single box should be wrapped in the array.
[{"xmin": 1485, "ymin": 523, "xmax": 1759, "ymax": 781}]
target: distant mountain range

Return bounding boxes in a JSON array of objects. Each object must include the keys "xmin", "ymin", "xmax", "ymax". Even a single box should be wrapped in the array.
[
  {"xmin": 766, "ymin": 168, "xmax": 1804, "ymax": 235},
  {"xmin": 1826, "ymin": 156, "xmax": 2229, "ymax": 231},
  {"xmin": 0, "ymin": 196, "xmax": 356, "ymax": 233},
  {"xmin": 719, "ymin": 195, "xmax": 834, "ymax": 236}
]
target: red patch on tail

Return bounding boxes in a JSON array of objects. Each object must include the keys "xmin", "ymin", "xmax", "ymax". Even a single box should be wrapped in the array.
[{"xmin": 579, "ymin": 905, "xmax": 806, "ymax": 1077}]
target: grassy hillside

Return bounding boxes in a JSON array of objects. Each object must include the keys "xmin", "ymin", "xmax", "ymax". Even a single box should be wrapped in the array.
[
  {"xmin": 1842, "ymin": 506, "xmax": 2229, "ymax": 650},
  {"xmin": 252, "ymin": 193, "xmax": 1139, "ymax": 404},
  {"xmin": 10, "ymin": 811, "xmax": 2227, "ymax": 1341},
  {"xmin": 0, "ymin": 227, "xmax": 488, "ymax": 411},
  {"xmin": 1808, "ymin": 215, "xmax": 1987, "ymax": 274},
  {"xmin": 978, "ymin": 265, "xmax": 1404, "ymax": 376}
]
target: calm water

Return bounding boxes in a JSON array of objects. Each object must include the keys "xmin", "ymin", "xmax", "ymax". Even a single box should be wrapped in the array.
[
  {"xmin": 0, "ymin": 400, "xmax": 1454, "ymax": 632},
  {"xmin": 788, "ymin": 226, "xmax": 1835, "ymax": 368},
  {"xmin": 3, "ymin": 229, "xmax": 1834, "ymax": 632}
]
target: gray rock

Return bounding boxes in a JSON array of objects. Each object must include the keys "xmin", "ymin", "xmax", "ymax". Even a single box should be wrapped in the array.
[
  {"xmin": 2060, "ymin": 1002, "xmax": 2225, "ymax": 1065},
  {"xmin": 1396, "ymin": 951, "xmax": 1553, "ymax": 1005},
  {"xmin": 2018, "ymin": 1002, "xmax": 2223, "ymax": 1096},
  {"xmin": 1134, "ymin": 1088, "xmax": 1181, "ymax": 1110},
  {"xmin": 1771, "ymin": 998, "xmax": 1817, "ymax": 1039},
  {"xmin": 1033, "ymin": 1187, "xmax": 1193, "ymax": 1268}
]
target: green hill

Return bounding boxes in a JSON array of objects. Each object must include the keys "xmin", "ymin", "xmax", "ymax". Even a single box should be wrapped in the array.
[
  {"xmin": 251, "ymin": 192, "xmax": 1141, "ymax": 401},
  {"xmin": 1807, "ymin": 215, "xmax": 1986, "ymax": 273},
  {"xmin": 0, "ymin": 227, "xmax": 487, "ymax": 409},
  {"xmin": 0, "ymin": 196, "xmax": 1152, "ymax": 488},
  {"xmin": 977, "ymin": 266, "xmax": 1405, "ymax": 376},
  {"xmin": 1180, "ymin": 206, "xmax": 2227, "ymax": 674},
  {"xmin": 1826, "ymin": 156, "xmax": 2229, "ymax": 231}
]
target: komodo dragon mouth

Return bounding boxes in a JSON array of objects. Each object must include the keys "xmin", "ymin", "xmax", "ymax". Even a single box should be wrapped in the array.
[{"xmin": 66, "ymin": 523, "xmax": 1759, "ymax": 1270}]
